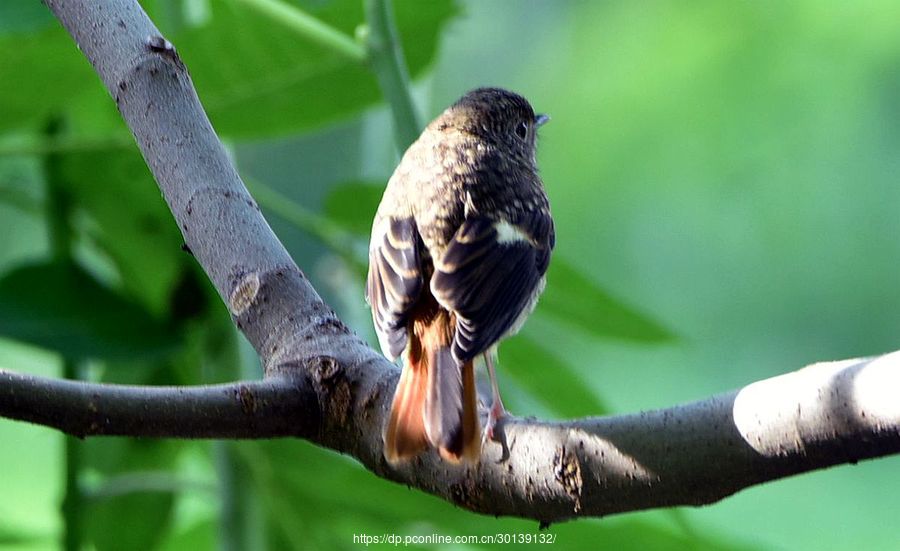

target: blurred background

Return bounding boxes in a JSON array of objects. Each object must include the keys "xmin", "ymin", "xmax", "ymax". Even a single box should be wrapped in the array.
[{"xmin": 1, "ymin": 0, "xmax": 899, "ymax": 549}]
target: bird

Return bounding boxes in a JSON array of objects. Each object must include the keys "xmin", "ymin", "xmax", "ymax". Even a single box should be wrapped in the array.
[{"xmin": 366, "ymin": 87, "xmax": 554, "ymax": 464}]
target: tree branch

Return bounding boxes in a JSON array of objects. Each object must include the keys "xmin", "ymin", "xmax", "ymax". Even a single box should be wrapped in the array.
[
  {"xmin": 9, "ymin": 0, "xmax": 893, "ymax": 524},
  {"xmin": 0, "ymin": 369, "xmax": 317, "ymax": 439},
  {"xmin": 2, "ymin": 351, "xmax": 899, "ymax": 521}
]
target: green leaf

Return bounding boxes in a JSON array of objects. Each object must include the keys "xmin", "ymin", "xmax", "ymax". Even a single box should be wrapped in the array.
[
  {"xmin": 541, "ymin": 258, "xmax": 675, "ymax": 342},
  {"xmin": 0, "ymin": 138, "xmax": 43, "ymax": 217},
  {"xmin": 0, "ymin": 261, "xmax": 179, "ymax": 361},
  {"xmin": 0, "ymin": 182, "xmax": 41, "ymax": 214},
  {"xmin": 57, "ymin": 148, "xmax": 186, "ymax": 316},
  {"xmin": 0, "ymin": 1, "xmax": 55, "ymax": 36},
  {"xmin": 83, "ymin": 440, "xmax": 181, "ymax": 551},
  {"xmin": 0, "ymin": 0, "xmax": 457, "ymax": 137},
  {"xmin": 164, "ymin": 0, "xmax": 459, "ymax": 137},
  {"xmin": 322, "ymin": 179, "xmax": 384, "ymax": 235},
  {"xmin": 0, "ymin": 521, "xmax": 44, "ymax": 545},
  {"xmin": 84, "ymin": 486, "xmax": 173, "ymax": 551},
  {"xmin": 0, "ymin": 26, "xmax": 95, "ymax": 132},
  {"xmin": 500, "ymin": 337, "xmax": 610, "ymax": 418},
  {"xmin": 158, "ymin": 519, "xmax": 216, "ymax": 551}
]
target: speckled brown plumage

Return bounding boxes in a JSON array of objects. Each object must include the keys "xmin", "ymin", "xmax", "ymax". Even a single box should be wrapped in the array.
[{"xmin": 367, "ymin": 87, "xmax": 554, "ymax": 464}]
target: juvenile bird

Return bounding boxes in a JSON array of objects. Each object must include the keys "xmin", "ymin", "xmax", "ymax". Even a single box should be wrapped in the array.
[{"xmin": 366, "ymin": 87, "xmax": 554, "ymax": 464}]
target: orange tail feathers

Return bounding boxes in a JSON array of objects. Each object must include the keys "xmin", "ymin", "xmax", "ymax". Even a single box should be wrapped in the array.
[
  {"xmin": 383, "ymin": 327, "xmax": 481, "ymax": 464},
  {"xmin": 383, "ymin": 349, "xmax": 430, "ymax": 464}
]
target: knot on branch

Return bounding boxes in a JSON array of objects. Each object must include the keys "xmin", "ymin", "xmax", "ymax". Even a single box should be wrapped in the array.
[
  {"xmin": 229, "ymin": 271, "xmax": 260, "ymax": 316},
  {"xmin": 284, "ymin": 356, "xmax": 352, "ymax": 441},
  {"xmin": 553, "ymin": 445, "xmax": 583, "ymax": 513},
  {"xmin": 145, "ymin": 34, "xmax": 184, "ymax": 69},
  {"xmin": 234, "ymin": 385, "xmax": 259, "ymax": 416}
]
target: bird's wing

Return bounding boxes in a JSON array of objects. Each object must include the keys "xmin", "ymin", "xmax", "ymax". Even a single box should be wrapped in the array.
[
  {"xmin": 366, "ymin": 216, "xmax": 426, "ymax": 360},
  {"xmin": 431, "ymin": 211, "xmax": 554, "ymax": 363}
]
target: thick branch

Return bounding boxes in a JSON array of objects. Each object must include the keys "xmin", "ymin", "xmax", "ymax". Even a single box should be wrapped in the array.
[
  {"xmin": 21, "ymin": 0, "xmax": 900, "ymax": 524},
  {"xmin": 43, "ymin": 0, "xmax": 337, "ymax": 374},
  {"xmin": 3, "ymin": 349, "xmax": 898, "ymax": 522}
]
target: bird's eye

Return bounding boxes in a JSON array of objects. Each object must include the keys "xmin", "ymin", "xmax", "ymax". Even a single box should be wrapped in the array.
[{"xmin": 515, "ymin": 121, "xmax": 528, "ymax": 140}]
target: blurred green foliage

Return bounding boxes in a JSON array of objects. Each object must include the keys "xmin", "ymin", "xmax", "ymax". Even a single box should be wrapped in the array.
[
  {"xmin": 0, "ymin": 261, "xmax": 180, "ymax": 360},
  {"xmin": 0, "ymin": 0, "xmax": 898, "ymax": 550}
]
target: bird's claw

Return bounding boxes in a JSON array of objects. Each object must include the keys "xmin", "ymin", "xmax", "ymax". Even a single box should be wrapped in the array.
[{"xmin": 482, "ymin": 399, "xmax": 506, "ymax": 444}]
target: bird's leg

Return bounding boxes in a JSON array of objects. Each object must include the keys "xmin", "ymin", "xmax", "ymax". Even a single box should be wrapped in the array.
[{"xmin": 483, "ymin": 352, "xmax": 507, "ymax": 442}]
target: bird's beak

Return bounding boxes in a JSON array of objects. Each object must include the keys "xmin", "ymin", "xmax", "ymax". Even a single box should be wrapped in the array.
[{"xmin": 535, "ymin": 113, "xmax": 550, "ymax": 127}]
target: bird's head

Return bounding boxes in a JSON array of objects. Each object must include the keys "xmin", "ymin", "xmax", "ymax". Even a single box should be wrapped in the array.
[{"xmin": 432, "ymin": 87, "xmax": 549, "ymax": 167}]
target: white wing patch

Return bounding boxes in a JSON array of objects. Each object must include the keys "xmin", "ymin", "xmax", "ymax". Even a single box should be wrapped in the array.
[{"xmin": 494, "ymin": 220, "xmax": 531, "ymax": 245}]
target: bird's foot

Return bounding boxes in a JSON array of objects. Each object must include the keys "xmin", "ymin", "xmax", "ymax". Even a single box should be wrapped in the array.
[{"xmin": 483, "ymin": 398, "xmax": 507, "ymax": 444}]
